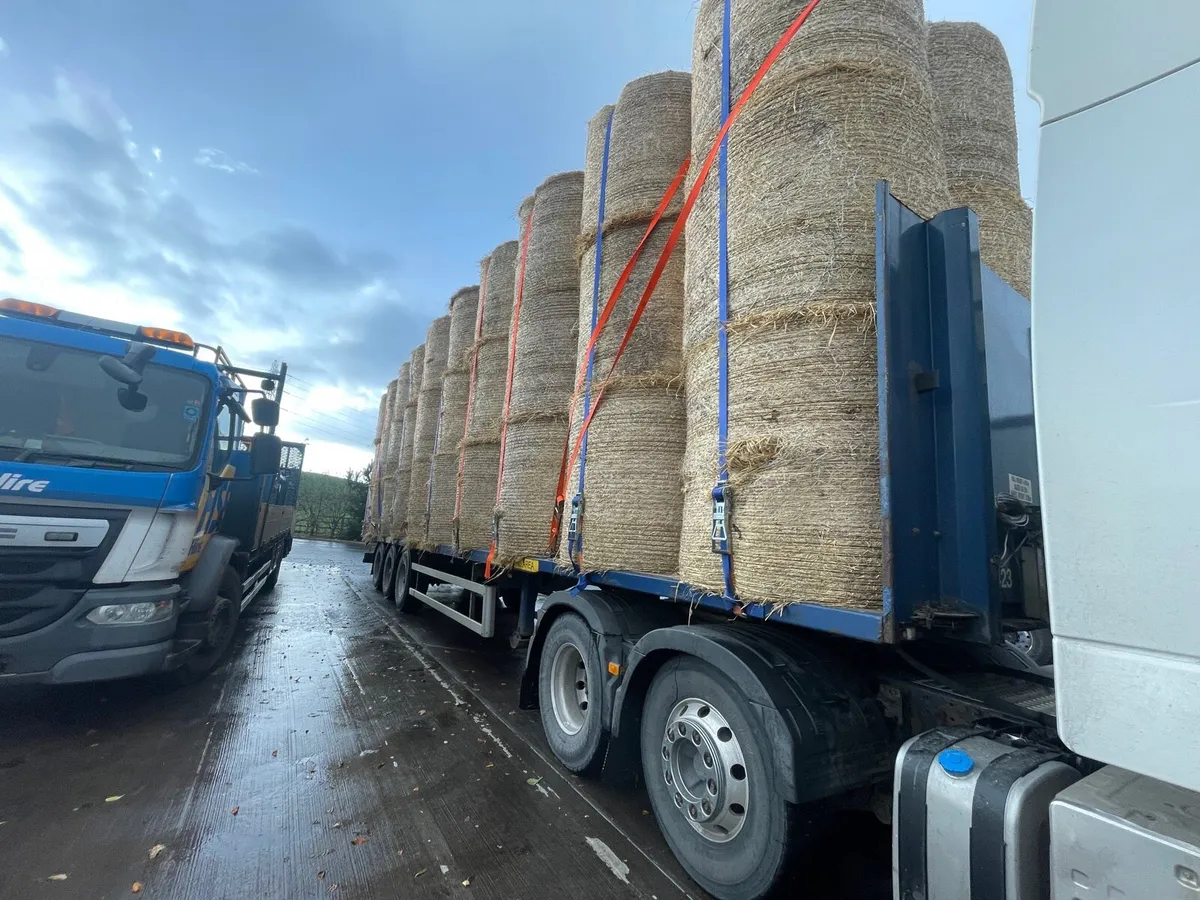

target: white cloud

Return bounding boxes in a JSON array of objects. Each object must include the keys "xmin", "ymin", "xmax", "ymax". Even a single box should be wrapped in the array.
[
  {"xmin": 0, "ymin": 37, "xmax": 9, "ymax": 59},
  {"xmin": 194, "ymin": 146, "xmax": 259, "ymax": 176},
  {"xmin": 0, "ymin": 73, "xmax": 417, "ymax": 473},
  {"xmin": 152, "ymin": 145, "xmax": 162, "ymax": 163}
]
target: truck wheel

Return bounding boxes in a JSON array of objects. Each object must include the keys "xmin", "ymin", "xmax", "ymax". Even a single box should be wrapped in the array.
[
  {"xmin": 173, "ymin": 568, "xmax": 242, "ymax": 686},
  {"xmin": 382, "ymin": 544, "xmax": 399, "ymax": 600},
  {"xmin": 261, "ymin": 548, "xmax": 283, "ymax": 593},
  {"xmin": 538, "ymin": 614, "xmax": 605, "ymax": 774},
  {"xmin": 372, "ymin": 542, "xmax": 387, "ymax": 591},
  {"xmin": 641, "ymin": 656, "xmax": 800, "ymax": 900},
  {"xmin": 1007, "ymin": 627, "xmax": 1053, "ymax": 666},
  {"xmin": 393, "ymin": 548, "xmax": 421, "ymax": 614}
]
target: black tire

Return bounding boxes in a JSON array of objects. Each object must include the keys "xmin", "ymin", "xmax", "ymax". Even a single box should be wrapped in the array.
[
  {"xmin": 393, "ymin": 547, "xmax": 421, "ymax": 614},
  {"xmin": 1008, "ymin": 627, "xmax": 1053, "ymax": 666},
  {"xmin": 371, "ymin": 542, "xmax": 387, "ymax": 591},
  {"xmin": 641, "ymin": 656, "xmax": 802, "ymax": 900},
  {"xmin": 381, "ymin": 544, "xmax": 399, "ymax": 601},
  {"xmin": 538, "ymin": 613, "xmax": 605, "ymax": 774},
  {"xmin": 261, "ymin": 548, "xmax": 283, "ymax": 593},
  {"xmin": 172, "ymin": 568, "xmax": 242, "ymax": 686}
]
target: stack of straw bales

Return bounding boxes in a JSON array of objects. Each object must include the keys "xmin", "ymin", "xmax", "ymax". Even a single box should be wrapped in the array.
[
  {"xmin": 559, "ymin": 73, "xmax": 691, "ymax": 575},
  {"xmin": 429, "ymin": 286, "xmax": 481, "ymax": 546},
  {"xmin": 496, "ymin": 175, "xmax": 584, "ymax": 560},
  {"xmin": 377, "ymin": 379, "xmax": 399, "ymax": 539},
  {"xmin": 392, "ymin": 346, "xmax": 424, "ymax": 537},
  {"xmin": 458, "ymin": 240, "xmax": 520, "ymax": 550},
  {"xmin": 384, "ymin": 362, "xmax": 412, "ymax": 537},
  {"xmin": 927, "ymin": 20, "xmax": 1031, "ymax": 297},
  {"xmin": 406, "ymin": 316, "xmax": 452, "ymax": 547},
  {"xmin": 680, "ymin": 0, "xmax": 949, "ymax": 609},
  {"xmin": 364, "ymin": 390, "xmax": 390, "ymax": 540}
]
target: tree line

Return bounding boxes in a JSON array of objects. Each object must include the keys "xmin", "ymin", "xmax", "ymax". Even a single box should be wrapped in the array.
[{"xmin": 294, "ymin": 466, "xmax": 370, "ymax": 541}]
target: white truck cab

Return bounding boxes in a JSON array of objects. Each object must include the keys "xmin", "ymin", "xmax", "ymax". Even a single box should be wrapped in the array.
[{"xmin": 1030, "ymin": 0, "xmax": 1200, "ymax": 894}]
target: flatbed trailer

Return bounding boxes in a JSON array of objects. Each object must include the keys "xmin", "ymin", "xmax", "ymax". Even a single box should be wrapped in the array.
[{"xmin": 364, "ymin": 186, "xmax": 1073, "ymax": 899}]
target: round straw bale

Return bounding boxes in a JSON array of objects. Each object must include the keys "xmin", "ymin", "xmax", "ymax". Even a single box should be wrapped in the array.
[
  {"xmin": 446, "ymin": 286, "xmax": 480, "ymax": 371},
  {"xmin": 407, "ymin": 317, "xmax": 451, "ymax": 546},
  {"xmin": 522, "ymin": 172, "xmax": 585, "ymax": 302},
  {"xmin": 392, "ymin": 344, "xmax": 424, "ymax": 536},
  {"xmin": 605, "ymin": 72, "xmax": 692, "ymax": 229},
  {"xmin": 466, "ymin": 336, "xmax": 510, "ymax": 440},
  {"xmin": 372, "ymin": 391, "xmax": 388, "ymax": 444},
  {"xmin": 482, "ymin": 241, "xmax": 518, "ymax": 337},
  {"xmin": 557, "ymin": 381, "xmax": 686, "ymax": 574},
  {"xmin": 681, "ymin": 0, "xmax": 947, "ymax": 608},
  {"xmin": 580, "ymin": 105, "xmax": 616, "ymax": 247},
  {"xmin": 927, "ymin": 21, "xmax": 1019, "ymax": 192},
  {"xmin": 495, "ymin": 415, "xmax": 570, "ymax": 560},
  {"xmin": 384, "ymin": 362, "xmax": 411, "ymax": 535},
  {"xmin": 457, "ymin": 440, "xmax": 501, "ymax": 551},
  {"xmin": 427, "ymin": 367, "xmax": 471, "ymax": 546},
  {"xmin": 927, "ymin": 21, "xmax": 1030, "ymax": 296}
]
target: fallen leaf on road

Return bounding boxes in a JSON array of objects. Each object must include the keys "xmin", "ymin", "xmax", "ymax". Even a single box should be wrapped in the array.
[
  {"xmin": 48, "ymin": 873, "xmax": 69, "ymax": 881},
  {"xmin": 351, "ymin": 835, "xmax": 369, "ymax": 846},
  {"xmin": 272, "ymin": 750, "xmax": 279, "ymax": 758},
  {"xmin": 462, "ymin": 879, "xmax": 471, "ymax": 887},
  {"xmin": 440, "ymin": 865, "xmax": 449, "ymax": 875},
  {"xmin": 317, "ymin": 871, "xmax": 326, "ymax": 879},
  {"xmin": 526, "ymin": 777, "xmax": 541, "ymax": 786},
  {"xmin": 132, "ymin": 882, "xmax": 143, "ymax": 893},
  {"xmin": 105, "ymin": 795, "xmax": 125, "ymax": 802},
  {"xmin": 231, "ymin": 806, "xmax": 239, "ymax": 816},
  {"xmin": 418, "ymin": 709, "xmax": 426, "ymax": 715},
  {"xmin": 412, "ymin": 787, "xmax": 419, "ymax": 793},
  {"xmin": 415, "ymin": 868, "xmax": 427, "ymax": 878},
  {"xmin": 149, "ymin": 844, "xmax": 166, "ymax": 859},
  {"xmin": 485, "ymin": 762, "xmax": 494, "ymax": 769},
  {"xmin": 328, "ymin": 884, "xmax": 339, "ymax": 894},
  {"xmin": 333, "ymin": 821, "xmax": 344, "ymax": 829}
]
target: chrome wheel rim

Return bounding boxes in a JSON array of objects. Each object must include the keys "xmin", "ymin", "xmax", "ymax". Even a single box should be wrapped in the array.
[
  {"xmin": 661, "ymin": 697, "xmax": 748, "ymax": 843},
  {"xmin": 549, "ymin": 642, "xmax": 589, "ymax": 736}
]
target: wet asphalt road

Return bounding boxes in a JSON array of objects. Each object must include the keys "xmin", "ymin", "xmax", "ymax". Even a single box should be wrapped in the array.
[{"xmin": 0, "ymin": 539, "xmax": 890, "ymax": 900}]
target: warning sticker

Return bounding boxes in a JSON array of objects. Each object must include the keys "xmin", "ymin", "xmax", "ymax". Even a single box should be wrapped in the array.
[{"xmin": 1008, "ymin": 474, "xmax": 1034, "ymax": 504}]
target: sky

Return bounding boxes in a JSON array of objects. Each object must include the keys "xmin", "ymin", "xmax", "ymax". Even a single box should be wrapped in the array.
[{"xmin": 0, "ymin": 0, "xmax": 1038, "ymax": 475}]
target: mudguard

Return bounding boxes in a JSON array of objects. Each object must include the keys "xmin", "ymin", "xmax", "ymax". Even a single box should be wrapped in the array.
[
  {"xmin": 180, "ymin": 535, "xmax": 238, "ymax": 614},
  {"xmin": 606, "ymin": 624, "xmax": 895, "ymax": 802}
]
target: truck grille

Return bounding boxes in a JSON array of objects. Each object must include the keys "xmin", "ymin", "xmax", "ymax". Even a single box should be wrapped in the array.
[{"xmin": 0, "ymin": 503, "xmax": 127, "ymax": 637}]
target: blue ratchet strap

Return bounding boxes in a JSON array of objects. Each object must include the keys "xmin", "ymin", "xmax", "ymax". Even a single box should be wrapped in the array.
[
  {"xmin": 711, "ymin": 0, "xmax": 736, "ymax": 603},
  {"xmin": 568, "ymin": 109, "xmax": 614, "ymax": 571}
]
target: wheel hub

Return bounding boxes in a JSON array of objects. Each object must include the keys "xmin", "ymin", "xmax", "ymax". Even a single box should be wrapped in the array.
[
  {"xmin": 548, "ymin": 642, "xmax": 589, "ymax": 736},
  {"xmin": 661, "ymin": 698, "xmax": 748, "ymax": 843}
]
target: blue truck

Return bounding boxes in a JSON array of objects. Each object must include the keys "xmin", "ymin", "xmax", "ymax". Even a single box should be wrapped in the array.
[{"xmin": 0, "ymin": 299, "xmax": 304, "ymax": 685}]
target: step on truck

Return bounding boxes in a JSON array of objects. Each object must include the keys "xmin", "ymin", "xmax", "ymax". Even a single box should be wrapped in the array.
[
  {"xmin": 0, "ymin": 300, "xmax": 305, "ymax": 685},
  {"xmin": 367, "ymin": 7, "xmax": 1200, "ymax": 899}
]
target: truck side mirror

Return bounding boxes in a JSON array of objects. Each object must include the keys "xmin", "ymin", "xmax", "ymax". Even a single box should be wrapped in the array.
[
  {"xmin": 250, "ymin": 433, "xmax": 283, "ymax": 476},
  {"xmin": 251, "ymin": 397, "xmax": 280, "ymax": 428}
]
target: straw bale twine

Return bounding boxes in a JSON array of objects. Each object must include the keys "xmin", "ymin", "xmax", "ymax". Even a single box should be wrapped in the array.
[
  {"xmin": 393, "ymin": 344, "xmax": 424, "ymax": 537},
  {"xmin": 679, "ymin": 0, "xmax": 949, "ymax": 608},
  {"xmin": 407, "ymin": 317, "xmax": 451, "ymax": 546},
  {"xmin": 928, "ymin": 20, "xmax": 1031, "ymax": 297},
  {"xmin": 496, "ymin": 176, "xmax": 584, "ymax": 559}
]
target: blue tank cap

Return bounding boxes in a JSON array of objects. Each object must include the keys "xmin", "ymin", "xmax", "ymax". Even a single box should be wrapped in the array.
[{"xmin": 938, "ymin": 748, "xmax": 975, "ymax": 776}]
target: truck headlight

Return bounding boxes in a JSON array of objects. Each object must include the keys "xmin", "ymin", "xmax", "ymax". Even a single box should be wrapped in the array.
[{"xmin": 86, "ymin": 599, "xmax": 175, "ymax": 625}]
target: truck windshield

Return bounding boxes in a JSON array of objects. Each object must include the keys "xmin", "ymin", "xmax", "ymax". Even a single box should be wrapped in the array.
[{"xmin": 0, "ymin": 334, "xmax": 211, "ymax": 471}]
